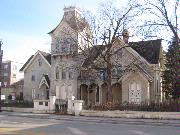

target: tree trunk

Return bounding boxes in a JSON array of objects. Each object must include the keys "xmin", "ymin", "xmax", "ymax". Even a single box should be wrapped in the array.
[{"xmin": 107, "ymin": 55, "xmax": 113, "ymax": 102}]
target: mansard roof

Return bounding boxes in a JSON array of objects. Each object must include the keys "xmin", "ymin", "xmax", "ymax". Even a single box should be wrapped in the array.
[
  {"xmin": 129, "ymin": 39, "xmax": 161, "ymax": 64},
  {"xmin": 20, "ymin": 50, "xmax": 51, "ymax": 72}
]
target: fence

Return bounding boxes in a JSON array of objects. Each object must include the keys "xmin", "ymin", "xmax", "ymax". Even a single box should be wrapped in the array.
[
  {"xmin": 88, "ymin": 100, "xmax": 180, "ymax": 112},
  {"xmin": 1, "ymin": 100, "xmax": 33, "ymax": 108}
]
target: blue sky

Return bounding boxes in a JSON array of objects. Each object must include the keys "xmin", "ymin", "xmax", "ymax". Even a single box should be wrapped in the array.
[
  {"xmin": 0, "ymin": 0, "xmax": 177, "ymax": 68},
  {"xmin": 0, "ymin": 0, "xmax": 107, "ymax": 66}
]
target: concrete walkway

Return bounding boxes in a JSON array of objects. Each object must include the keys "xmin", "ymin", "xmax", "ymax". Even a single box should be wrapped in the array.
[
  {"xmin": 80, "ymin": 110, "xmax": 180, "ymax": 120},
  {"xmin": 1, "ymin": 111, "xmax": 180, "ymax": 127}
]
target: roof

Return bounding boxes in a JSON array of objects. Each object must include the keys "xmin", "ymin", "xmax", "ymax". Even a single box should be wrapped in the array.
[
  {"xmin": 129, "ymin": 39, "xmax": 161, "ymax": 64},
  {"xmin": 20, "ymin": 51, "xmax": 51, "ymax": 72},
  {"xmin": 82, "ymin": 45, "xmax": 105, "ymax": 68},
  {"xmin": 82, "ymin": 39, "xmax": 161, "ymax": 68},
  {"xmin": 39, "ymin": 51, "xmax": 51, "ymax": 65},
  {"xmin": 19, "ymin": 55, "xmax": 34, "ymax": 71},
  {"xmin": 11, "ymin": 79, "xmax": 24, "ymax": 88}
]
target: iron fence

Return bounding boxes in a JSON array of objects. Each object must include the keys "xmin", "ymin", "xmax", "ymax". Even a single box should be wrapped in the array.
[{"xmin": 88, "ymin": 100, "xmax": 180, "ymax": 112}]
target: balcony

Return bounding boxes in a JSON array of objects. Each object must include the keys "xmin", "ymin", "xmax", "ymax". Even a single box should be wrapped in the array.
[{"xmin": 51, "ymin": 50, "xmax": 77, "ymax": 56}]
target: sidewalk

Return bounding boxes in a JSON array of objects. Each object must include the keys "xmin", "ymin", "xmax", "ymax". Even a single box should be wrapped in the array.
[
  {"xmin": 80, "ymin": 110, "xmax": 180, "ymax": 120},
  {"xmin": 1, "ymin": 111, "xmax": 180, "ymax": 127}
]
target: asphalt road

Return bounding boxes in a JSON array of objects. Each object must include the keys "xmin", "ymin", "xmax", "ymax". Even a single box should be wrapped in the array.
[{"xmin": 0, "ymin": 112, "xmax": 180, "ymax": 135}]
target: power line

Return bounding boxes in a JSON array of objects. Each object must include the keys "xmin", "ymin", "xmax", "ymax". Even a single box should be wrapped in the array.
[{"xmin": 2, "ymin": 58, "xmax": 24, "ymax": 65}]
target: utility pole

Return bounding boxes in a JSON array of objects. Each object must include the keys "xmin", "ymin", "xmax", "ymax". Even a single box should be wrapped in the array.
[{"xmin": 0, "ymin": 40, "xmax": 3, "ymax": 112}]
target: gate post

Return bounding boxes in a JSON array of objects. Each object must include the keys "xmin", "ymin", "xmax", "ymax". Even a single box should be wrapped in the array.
[
  {"xmin": 74, "ymin": 100, "xmax": 84, "ymax": 116},
  {"xmin": 67, "ymin": 96, "xmax": 75, "ymax": 114}
]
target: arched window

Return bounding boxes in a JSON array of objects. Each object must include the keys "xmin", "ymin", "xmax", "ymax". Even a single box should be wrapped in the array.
[
  {"xmin": 55, "ymin": 67, "xmax": 59, "ymax": 79},
  {"xmin": 68, "ymin": 66, "xmax": 74, "ymax": 80},
  {"xmin": 61, "ymin": 85, "xmax": 66, "ymax": 100},
  {"xmin": 129, "ymin": 82, "xmax": 141, "ymax": 103},
  {"xmin": 62, "ymin": 68, "xmax": 66, "ymax": 79},
  {"xmin": 38, "ymin": 58, "xmax": 42, "ymax": 67}
]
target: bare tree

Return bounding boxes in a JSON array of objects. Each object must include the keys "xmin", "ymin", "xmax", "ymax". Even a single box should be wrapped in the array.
[
  {"xmin": 77, "ymin": 1, "xmax": 143, "ymax": 102},
  {"xmin": 54, "ymin": 1, "xmax": 144, "ymax": 103},
  {"xmin": 137, "ymin": 0, "xmax": 179, "ymax": 42}
]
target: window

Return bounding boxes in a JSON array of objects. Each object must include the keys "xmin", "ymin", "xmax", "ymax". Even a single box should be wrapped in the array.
[
  {"xmin": 61, "ymin": 41, "xmax": 67, "ymax": 52},
  {"xmin": 38, "ymin": 59, "xmax": 42, "ymax": 67},
  {"xmin": 100, "ymin": 70, "xmax": 106, "ymax": 81},
  {"xmin": 4, "ymin": 82, "xmax": 7, "ymax": 87},
  {"xmin": 129, "ymin": 82, "xmax": 141, "ymax": 103},
  {"xmin": 62, "ymin": 69, "xmax": 66, "ymax": 79},
  {"xmin": 31, "ymin": 75, "xmax": 35, "ymax": 81},
  {"xmin": 4, "ymin": 65, "xmax": 8, "ymax": 69},
  {"xmin": 45, "ymin": 102, "xmax": 48, "ymax": 106},
  {"xmin": 69, "ymin": 71, "xmax": 73, "ymax": 79},
  {"xmin": 4, "ymin": 73, "xmax": 8, "ymax": 76},
  {"xmin": 56, "ymin": 86, "xmax": 60, "ymax": 98},
  {"xmin": 32, "ymin": 88, "xmax": 36, "ymax": 99},
  {"xmin": 55, "ymin": 43, "xmax": 60, "ymax": 52},
  {"xmin": 13, "ymin": 74, "xmax": 16, "ymax": 78},
  {"xmin": 39, "ymin": 102, "xmax": 43, "ymax": 105},
  {"xmin": 55, "ymin": 67, "xmax": 59, "ymax": 79},
  {"xmin": 61, "ymin": 85, "xmax": 66, "ymax": 99}
]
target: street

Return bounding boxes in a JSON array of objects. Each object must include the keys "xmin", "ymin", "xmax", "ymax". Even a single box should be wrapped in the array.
[{"xmin": 0, "ymin": 112, "xmax": 180, "ymax": 135}]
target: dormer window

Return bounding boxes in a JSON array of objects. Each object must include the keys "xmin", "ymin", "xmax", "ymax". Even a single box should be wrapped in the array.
[{"xmin": 32, "ymin": 75, "xmax": 35, "ymax": 81}]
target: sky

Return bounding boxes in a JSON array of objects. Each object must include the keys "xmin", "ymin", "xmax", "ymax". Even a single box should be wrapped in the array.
[
  {"xmin": 0, "ymin": 0, "xmax": 178, "ymax": 69},
  {"xmin": 0, "ymin": 0, "xmax": 112, "ymax": 68}
]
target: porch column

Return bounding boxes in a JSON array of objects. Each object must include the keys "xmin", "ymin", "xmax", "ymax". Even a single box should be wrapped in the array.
[
  {"xmin": 148, "ymin": 82, "xmax": 150, "ymax": 104},
  {"xmin": 99, "ymin": 85, "xmax": 102, "ymax": 104}
]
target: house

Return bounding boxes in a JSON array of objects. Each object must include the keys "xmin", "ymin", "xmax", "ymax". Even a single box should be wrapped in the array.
[
  {"xmin": 20, "ymin": 51, "xmax": 51, "ymax": 101},
  {"xmin": 20, "ymin": 6, "xmax": 164, "ymax": 109},
  {"xmin": 2, "ymin": 60, "xmax": 22, "ymax": 87},
  {"xmin": 1, "ymin": 79, "xmax": 24, "ymax": 101}
]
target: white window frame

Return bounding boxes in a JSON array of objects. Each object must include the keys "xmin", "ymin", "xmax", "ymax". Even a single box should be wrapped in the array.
[
  {"xmin": 60, "ymin": 85, "xmax": 66, "ymax": 100},
  {"xmin": 56, "ymin": 86, "xmax": 60, "ymax": 99},
  {"xmin": 129, "ymin": 82, "xmax": 141, "ymax": 104},
  {"xmin": 32, "ymin": 88, "xmax": 36, "ymax": 99}
]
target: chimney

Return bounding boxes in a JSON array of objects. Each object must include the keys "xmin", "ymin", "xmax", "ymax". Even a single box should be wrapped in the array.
[{"xmin": 122, "ymin": 29, "xmax": 129, "ymax": 44}]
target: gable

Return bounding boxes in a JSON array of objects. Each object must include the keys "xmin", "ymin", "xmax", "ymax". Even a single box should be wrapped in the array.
[
  {"xmin": 39, "ymin": 74, "xmax": 50, "ymax": 89},
  {"xmin": 113, "ymin": 38, "xmax": 150, "ymax": 66},
  {"xmin": 20, "ymin": 51, "xmax": 51, "ymax": 72}
]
